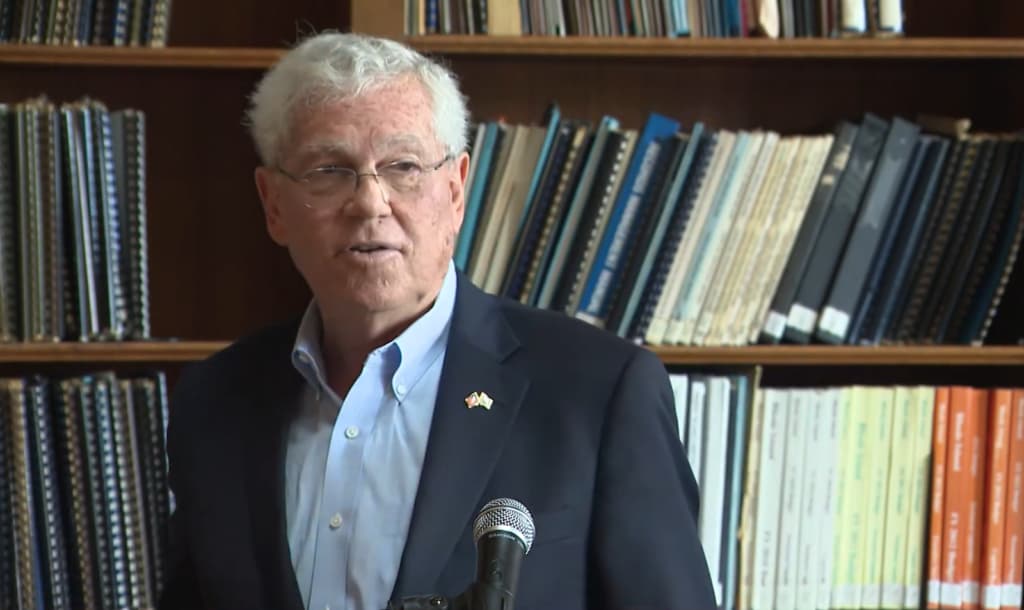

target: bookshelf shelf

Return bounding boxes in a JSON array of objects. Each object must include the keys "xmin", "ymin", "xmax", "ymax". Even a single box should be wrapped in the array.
[
  {"xmin": 654, "ymin": 345, "xmax": 1024, "ymax": 365},
  {"xmin": 0, "ymin": 341, "xmax": 227, "ymax": 363},
  {"xmin": 0, "ymin": 342, "xmax": 1018, "ymax": 366},
  {"xmin": 0, "ymin": 44, "xmax": 282, "ymax": 69},
  {"xmin": 407, "ymin": 35, "xmax": 1024, "ymax": 59},
  {"xmin": 2, "ymin": 37, "xmax": 1024, "ymax": 70}
]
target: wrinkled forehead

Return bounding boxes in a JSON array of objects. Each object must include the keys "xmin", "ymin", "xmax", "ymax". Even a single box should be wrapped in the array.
[{"xmin": 282, "ymin": 77, "xmax": 439, "ymax": 159}]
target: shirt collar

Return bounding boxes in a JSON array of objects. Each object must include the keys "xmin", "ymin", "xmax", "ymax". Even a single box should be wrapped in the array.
[{"xmin": 291, "ymin": 260, "xmax": 458, "ymax": 401}]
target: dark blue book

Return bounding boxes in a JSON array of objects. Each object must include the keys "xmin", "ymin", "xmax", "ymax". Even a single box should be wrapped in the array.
[{"xmin": 845, "ymin": 136, "xmax": 930, "ymax": 344}]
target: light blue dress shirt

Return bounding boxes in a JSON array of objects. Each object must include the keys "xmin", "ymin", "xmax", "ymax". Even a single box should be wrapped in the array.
[{"xmin": 285, "ymin": 261, "xmax": 457, "ymax": 610}]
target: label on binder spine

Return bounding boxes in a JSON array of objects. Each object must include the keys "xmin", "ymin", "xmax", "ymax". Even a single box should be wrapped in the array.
[
  {"xmin": 819, "ymin": 307, "xmax": 850, "ymax": 341},
  {"xmin": 787, "ymin": 304, "xmax": 818, "ymax": 335}
]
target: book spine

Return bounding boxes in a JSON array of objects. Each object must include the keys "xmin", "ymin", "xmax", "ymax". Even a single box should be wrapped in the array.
[
  {"xmin": 816, "ymin": 388, "xmax": 843, "ymax": 610},
  {"xmin": 964, "ymin": 389, "xmax": 990, "ymax": 610},
  {"xmin": 904, "ymin": 386, "xmax": 936, "ymax": 609},
  {"xmin": 942, "ymin": 387, "xmax": 976, "ymax": 609},
  {"xmin": 833, "ymin": 386, "xmax": 870, "ymax": 609},
  {"xmin": 94, "ymin": 106, "xmax": 129, "ymax": 340},
  {"xmin": 981, "ymin": 390, "xmax": 1013, "ymax": 610},
  {"xmin": 0, "ymin": 104, "xmax": 18, "ymax": 341},
  {"xmin": 93, "ymin": 376, "xmax": 131, "ymax": 609},
  {"xmin": 27, "ymin": 378, "xmax": 73, "ymax": 608},
  {"xmin": 1000, "ymin": 389, "xmax": 1024, "ymax": 610},
  {"xmin": 54, "ymin": 378, "xmax": 99, "ymax": 610},
  {"xmin": 6, "ymin": 379, "xmax": 43, "ymax": 610},
  {"xmin": 113, "ymin": 379, "xmax": 153, "ymax": 609},
  {"xmin": 776, "ymin": 388, "xmax": 809, "ymax": 610},
  {"xmin": 123, "ymin": 110, "xmax": 150, "ymax": 339},
  {"xmin": 76, "ymin": 376, "xmax": 116, "ymax": 610},
  {"xmin": 861, "ymin": 386, "xmax": 895, "ymax": 607},
  {"xmin": 928, "ymin": 386, "xmax": 951, "ymax": 609},
  {"xmin": 752, "ymin": 388, "xmax": 789, "ymax": 610}
]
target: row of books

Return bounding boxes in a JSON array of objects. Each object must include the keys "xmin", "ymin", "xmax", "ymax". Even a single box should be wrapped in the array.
[
  {"xmin": 0, "ymin": 371, "xmax": 171, "ymax": 610},
  {"xmin": 456, "ymin": 107, "xmax": 1024, "ymax": 346},
  {"xmin": 403, "ymin": 0, "xmax": 904, "ymax": 38},
  {"xmin": 674, "ymin": 376, "xmax": 1024, "ymax": 610},
  {"xmin": 0, "ymin": 0, "xmax": 170, "ymax": 46},
  {"xmin": 0, "ymin": 97, "xmax": 151, "ymax": 343}
]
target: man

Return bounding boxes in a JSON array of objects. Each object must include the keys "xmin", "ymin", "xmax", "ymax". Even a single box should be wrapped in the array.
[{"xmin": 159, "ymin": 32, "xmax": 714, "ymax": 610}]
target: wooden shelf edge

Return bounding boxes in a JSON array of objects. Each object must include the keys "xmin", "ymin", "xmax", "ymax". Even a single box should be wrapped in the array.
[
  {"xmin": 0, "ymin": 341, "xmax": 230, "ymax": 363},
  {"xmin": 653, "ymin": 345, "xmax": 1024, "ymax": 366},
  {"xmin": 406, "ymin": 35, "xmax": 1024, "ymax": 59},
  {"xmin": 0, "ymin": 44, "xmax": 284, "ymax": 69},
  {"xmin": 1, "ymin": 37, "xmax": 1024, "ymax": 68},
  {"xmin": 0, "ymin": 342, "xmax": 1018, "ymax": 366}
]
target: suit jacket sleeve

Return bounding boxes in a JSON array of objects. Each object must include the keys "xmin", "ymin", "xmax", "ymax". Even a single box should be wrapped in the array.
[{"xmin": 589, "ymin": 347, "xmax": 716, "ymax": 610}]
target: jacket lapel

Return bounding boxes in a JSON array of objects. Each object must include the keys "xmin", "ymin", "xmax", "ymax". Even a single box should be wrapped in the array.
[
  {"xmin": 242, "ymin": 327, "xmax": 305, "ymax": 610},
  {"xmin": 392, "ymin": 274, "xmax": 530, "ymax": 597}
]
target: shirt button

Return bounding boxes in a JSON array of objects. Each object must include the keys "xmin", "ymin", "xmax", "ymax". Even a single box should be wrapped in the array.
[
  {"xmin": 329, "ymin": 513, "xmax": 343, "ymax": 529},
  {"xmin": 296, "ymin": 351, "xmax": 311, "ymax": 363},
  {"xmin": 396, "ymin": 383, "xmax": 407, "ymax": 396},
  {"xmin": 344, "ymin": 426, "xmax": 359, "ymax": 439}
]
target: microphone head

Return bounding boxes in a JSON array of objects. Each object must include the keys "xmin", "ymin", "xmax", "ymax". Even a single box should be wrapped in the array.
[{"xmin": 472, "ymin": 498, "xmax": 536, "ymax": 554}]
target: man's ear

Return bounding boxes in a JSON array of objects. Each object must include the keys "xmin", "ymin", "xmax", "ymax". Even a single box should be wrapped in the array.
[
  {"xmin": 255, "ymin": 166, "xmax": 288, "ymax": 246},
  {"xmin": 450, "ymin": 151, "xmax": 470, "ymax": 232}
]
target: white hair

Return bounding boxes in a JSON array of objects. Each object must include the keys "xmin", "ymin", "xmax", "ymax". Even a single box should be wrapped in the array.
[{"xmin": 246, "ymin": 32, "xmax": 469, "ymax": 166}]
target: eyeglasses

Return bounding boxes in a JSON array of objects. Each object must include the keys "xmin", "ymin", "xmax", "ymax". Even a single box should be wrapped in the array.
[{"xmin": 274, "ymin": 154, "xmax": 452, "ymax": 206}]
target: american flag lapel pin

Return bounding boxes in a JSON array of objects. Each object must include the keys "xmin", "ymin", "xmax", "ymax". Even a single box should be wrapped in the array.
[{"xmin": 465, "ymin": 391, "xmax": 494, "ymax": 410}]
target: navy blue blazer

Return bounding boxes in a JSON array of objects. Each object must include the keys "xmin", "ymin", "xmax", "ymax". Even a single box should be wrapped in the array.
[{"xmin": 159, "ymin": 273, "xmax": 715, "ymax": 610}]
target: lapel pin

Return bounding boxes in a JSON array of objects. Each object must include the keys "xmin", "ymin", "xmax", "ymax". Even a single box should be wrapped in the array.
[{"xmin": 465, "ymin": 391, "xmax": 494, "ymax": 410}]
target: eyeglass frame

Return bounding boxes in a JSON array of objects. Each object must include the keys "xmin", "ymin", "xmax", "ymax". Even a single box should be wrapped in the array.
[{"xmin": 273, "ymin": 154, "xmax": 454, "ymax": 207}]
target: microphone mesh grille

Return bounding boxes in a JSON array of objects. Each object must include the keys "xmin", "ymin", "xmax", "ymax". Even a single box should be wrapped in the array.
[{"xmin": 472, "ymin": 498, "xmax": 536, "ymax": 553}]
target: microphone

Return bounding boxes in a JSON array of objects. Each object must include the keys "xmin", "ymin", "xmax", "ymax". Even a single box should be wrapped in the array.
[
  {"xmin": 466, "ymin": 498, "xmax": 536, "ymax": 610},
  {"xmin": 384, "ymin": 498, "xmax": 535, "ymax": 610}
]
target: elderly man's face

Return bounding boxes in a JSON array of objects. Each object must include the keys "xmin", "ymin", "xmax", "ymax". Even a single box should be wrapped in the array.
[{"xmin": 256, "ymin": 76, "xmax": 467, "ymax": 323}]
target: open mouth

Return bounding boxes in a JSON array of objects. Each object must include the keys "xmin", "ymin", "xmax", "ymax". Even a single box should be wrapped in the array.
[{"xmin": 346, "ymin": 242, "xmax": 399, "ymax": 260}]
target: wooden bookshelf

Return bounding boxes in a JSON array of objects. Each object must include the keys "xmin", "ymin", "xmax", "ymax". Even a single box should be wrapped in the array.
[
  {"xmin": 0, "ymin": 342, "xmax": 1018, "ymax": 366},
  {"xmin": 406, "ymin": 35, "xmax": 1024, "ymax": 59},
  {"xmin": 2, "ymin": 37, "xmax": 1024, "ymax": 70},
  {"xmin": 0, "ymin": 341, "xmax": 227, "ymax": 363},
  {"xmin": 655, "ymin": 345, "xmax": 1024, "ymax": 366}
]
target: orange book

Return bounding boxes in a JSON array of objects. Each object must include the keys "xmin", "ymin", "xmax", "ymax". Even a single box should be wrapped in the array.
[
  {"xmin": 930, "ymin": 386, "xmax": 952, "ymax": 609},
  {"xmin": 964, "ymin": 389, "xmax": 990, "ymax": 610},
  {"xmin": 982, "ymin": 389, "xmax": 1013, "ymax": 610},
  {"xmin": 1000, "ymin": 389, "xmax": 1024, "ymax": 610},
  {"xmin": 942, "ymin": 386, "xmax": 976, "ymax": 609}
]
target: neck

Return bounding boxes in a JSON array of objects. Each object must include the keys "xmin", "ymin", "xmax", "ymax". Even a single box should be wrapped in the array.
[{"xmin": 317, "ymin": 303, "xmax": 427, "ymax": 398}]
